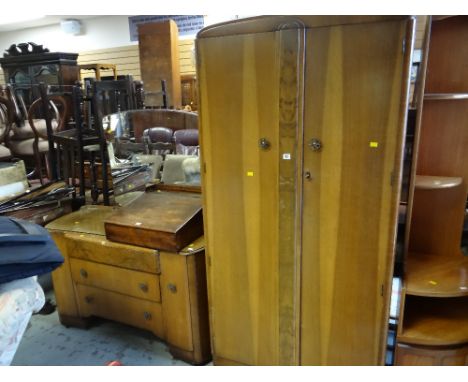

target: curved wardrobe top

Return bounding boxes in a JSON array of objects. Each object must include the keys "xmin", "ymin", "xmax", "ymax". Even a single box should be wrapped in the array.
[{"xmin": 197, "ymin": 15, "xmax": 411, "ymax": 38}]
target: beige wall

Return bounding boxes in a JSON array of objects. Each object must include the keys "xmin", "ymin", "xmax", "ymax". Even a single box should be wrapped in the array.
[
  {"xmin": 77, "ymin": 39, "xmax": 196, "ymax": 82},
  {"xmin": 78, "ymin": 15, "xmax": 426, "ymax": 81},
  {"xmin": 0, "ymin": 16, "xmax": 428, "ymax": 86},
  {"xmin": 0, "ymin": 38, "xmax": 196, "ymax": 86}
]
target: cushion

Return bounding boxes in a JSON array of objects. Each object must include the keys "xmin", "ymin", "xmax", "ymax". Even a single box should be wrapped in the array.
[
  {"xmin": 161, "ymin": 154, "xmax": 198, "ymax": 184},
  {"xmin": 173, "ymin": 129, "xmax": 198, "ymax": 146},
  {"xmin": 143, "ymin": 127, "xmax": 173, "ymax": 143},
  {"xmin": 133, "ymin": 154, "xmax": 163, "ymax": 180},
  {"xmin": 182, "ymin": 157, "xmax": 201, "ymax": 184},
  {"xmin": 7, "ymin": 138, "xmax": 50, "ymax": 156},
  {"xmin": 0, "ymin": 144, "xmax": 11, "ymax": 160},
  {"xmin": 11, "ymin": 119, "xmax": 58, "ymax": 140}
]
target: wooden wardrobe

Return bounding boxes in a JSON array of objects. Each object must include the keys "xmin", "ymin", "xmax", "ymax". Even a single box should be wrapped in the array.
[{"xmin": 196, "ymin": 16, "xmax": 415, "ymax": 365}]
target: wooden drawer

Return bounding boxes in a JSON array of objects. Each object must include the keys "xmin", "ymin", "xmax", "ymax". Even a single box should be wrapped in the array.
[
  {"xmin": 70, "ymin": 258, "xmax": 161, "ymax": 302},
  {"xmin": 75, "ymin": 284, "xmax": 164, "ymax": 339},
  {"xmin": 395, "ymin": 343, "xmax": 468, "ymax": 365},
  {"xmin": 66, "ymin": 232, "xmax": 160, "ymax": 274}
]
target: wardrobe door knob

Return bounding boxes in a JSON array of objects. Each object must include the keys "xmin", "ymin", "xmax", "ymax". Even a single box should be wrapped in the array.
[
  {"xmin": 259, "ymin": 138, "xmax": 271, "ymax": 150},
  {"xmin": 80, "ymin": 269, "xmax": 88, "ymax": 278},
  {"xmin": 139, "ymin": 283, "xmax": 148, "ymax": 293},
  {"xmin": 309, "ymin": 138, "xmax": 323, "ymax": 152}
]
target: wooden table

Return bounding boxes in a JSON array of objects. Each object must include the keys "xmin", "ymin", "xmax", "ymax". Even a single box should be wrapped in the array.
[{"xmin": 78, "ymin": 63, "xmax": 117, "ymax": 81}]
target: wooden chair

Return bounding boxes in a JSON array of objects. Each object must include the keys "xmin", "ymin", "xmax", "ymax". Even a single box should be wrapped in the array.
[
  {"xmin": 0, "ymin": 96, "xmax": 13, "ymax": 161},
  {"xmin": 25, "ymin": 84, "xmax": 69, "ymax": 184},
  {"xmin": 133, "ymin": 80, "xmax": 145, "ymax": 109},
  {"xmin": 142, "ymin": 127, "xmax": 175, "ymax": 158},
  {"xmin": 84, "ymin": 78, "xmax": 138, "ymax": 205},
  {"xmin": 4, "ymin": 84, "xmax": 66, "ymax": 182}
]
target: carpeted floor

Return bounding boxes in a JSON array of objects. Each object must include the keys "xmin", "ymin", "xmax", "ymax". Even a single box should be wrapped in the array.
[
  {"xmin": 11, "ymin": 290, "xmax": 191, "ymax": 366},
  {"xmin": 11, "ymin": 277, "xmax": 400, "ymax": 366}
]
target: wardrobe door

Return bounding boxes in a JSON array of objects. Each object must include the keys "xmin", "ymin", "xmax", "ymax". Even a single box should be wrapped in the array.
[
  {"xmin": 198, "ymin": 26, "xmax": 305, "ymax": 365},
  {"xmin": 198, "ymin": 31, "xmax": 280, "ymax": 365},
  {"xmin": 300, "ymin": 19, "xmax": 414, "ymax": 365}
]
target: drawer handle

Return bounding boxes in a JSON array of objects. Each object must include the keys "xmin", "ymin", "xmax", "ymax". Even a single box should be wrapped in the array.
[
  {"xmin": 80, "ymin": 269, "xmax": 88, "ymax": 278},
  {"xmin": 143, "ymin": 311, "xmax": 152, "ymax": 321},
  {"xmin": 167, "ymin": 283, "xmax": 177, "ymax": 293},
  {"xmin": 85, "ymin": 296, "xmax": 94, "ymax": 304},
  {"xmin": 139, "ymin": 283, "xmax": 149, "ymax": 293}
]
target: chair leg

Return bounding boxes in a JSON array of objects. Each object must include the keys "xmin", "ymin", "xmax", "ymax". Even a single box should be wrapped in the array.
[
  {"xmin": 89, "ymin": 153, "xmax": 99, "ymax": 204},
  {"xmin": 44, "ymin": 153, "xmax": 51, "ymax": 184},
  {"xmin": 36, "ymin": 155, "xmax": 45, "ymax": 185},
  {"xmin": 32, "ymin": 137, "xmax": 46, "ymax": 185}
]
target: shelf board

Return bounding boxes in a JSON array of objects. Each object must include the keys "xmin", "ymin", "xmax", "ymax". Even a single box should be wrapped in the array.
[
  {"xmin": 398, "ymin": 296, "xmax": 468, "ymax": 346},
  {"xmin": 414, "ymin": 175, "xmax": 463, "ymax": 190},
  {"xmin": 424, "ymin": 93, "xmax": 468, "ymax": 100},
  {"xmin": 406, "ymin": 253, "xmax": 468, "ymax": 297}
]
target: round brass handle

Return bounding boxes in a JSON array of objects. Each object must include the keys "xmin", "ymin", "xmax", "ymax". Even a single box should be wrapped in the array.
[
  {"xmin": 85, "ymin": 296, "xmax": 94, "ymax": 304},
  {"xmin": 80, "ymin": 269, "xmax": 88, "ymax": 278},
  {"xmin": 139, "ymin": 283, "xmax": 149, "ymax": 293},
  {"xmin": 143, "ymin": 311, "xmax": 152, "ymax": 321},
  {"xmin": 167, "ymin": 283, "xmax": 177, "ymax": 293}
]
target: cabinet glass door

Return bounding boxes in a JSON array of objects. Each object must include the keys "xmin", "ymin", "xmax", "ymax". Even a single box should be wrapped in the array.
[
  {"xmin": 32, "ymin": 64, "xmax": 59, "ymax": 85},
  {"xmin": 10, "ymin": 68, "xmax": 30, "ymax": 85}
]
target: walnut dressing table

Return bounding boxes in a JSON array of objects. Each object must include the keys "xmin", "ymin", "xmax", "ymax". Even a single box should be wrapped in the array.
[{"xmin": 46, "ymin": 203, "xmax": 211, "ymax": 364}]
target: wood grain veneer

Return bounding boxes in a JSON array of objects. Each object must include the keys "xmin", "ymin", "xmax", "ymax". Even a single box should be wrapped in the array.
[{"xmin": 197, "ymin": 15, "xmax": 414, "ymax": 365}]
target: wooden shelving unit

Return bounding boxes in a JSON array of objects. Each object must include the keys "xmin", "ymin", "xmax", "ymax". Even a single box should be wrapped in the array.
[
  {"xmin": 405, "ymin": 254, "xmax": 468, "ymax": 297},
  {"xmin": 395, "ymin": 16, "xmax": 468, "ymax": 365},
  {"xmin": 424, "ymin": 93, "xmax": 468, "ymax": 100},
  {"xmin": 399, "ymin": 296, "xmax": 468, "ymax": 346},
  {"xmin": 414, "ymin": 175, "xmax": 462, "ymax": 190}
]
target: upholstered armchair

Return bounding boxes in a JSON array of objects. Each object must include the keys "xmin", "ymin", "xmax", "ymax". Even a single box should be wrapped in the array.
[
  {"xmin": 142, "ymin": 127, "xmax": 175, "ymax": 157},
  {"xmin": 173, "ymin": 129, "xmax": 199, "ymax": 156}
]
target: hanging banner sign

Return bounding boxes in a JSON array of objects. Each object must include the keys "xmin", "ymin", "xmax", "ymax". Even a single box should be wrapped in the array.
[{"xmin": 128, "ymin": 15, "xmax": 205, "ymax": 41}]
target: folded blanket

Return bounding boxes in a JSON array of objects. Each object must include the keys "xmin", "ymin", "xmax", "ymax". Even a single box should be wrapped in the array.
[
  {"xmin": 0, "ymin": 276, "xmax": 45, "ymax": 365},
  {"xmin": 0, "ymin": 217, "xmax": 64, "ymax": 284}
]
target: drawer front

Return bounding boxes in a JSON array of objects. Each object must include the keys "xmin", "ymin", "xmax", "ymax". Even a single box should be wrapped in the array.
[
  {"xmin": 160, "ymin": 253, "xmax": 194, "ymax": 352},
  {"xmin": 75, "ymin": 284, "xmax": 164, "ymax": 339},
  {"xmin": 65, "ymin": 232, "xmax": 160, "ymax": 274},
  {"xmin": 70, "ymin": 258, "xmax": 160, "ymax": 302},
  {"xmin": 395, "ymin": 343, "xmax": 468, "ymax": 365}
]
